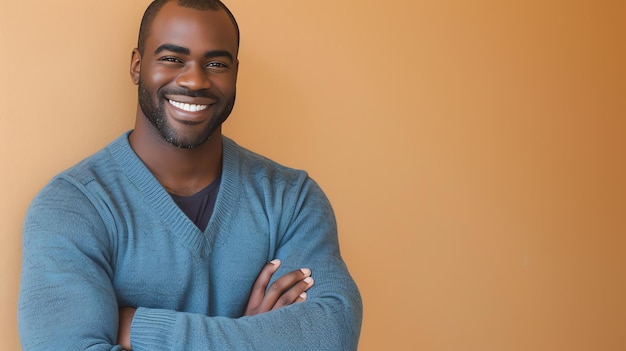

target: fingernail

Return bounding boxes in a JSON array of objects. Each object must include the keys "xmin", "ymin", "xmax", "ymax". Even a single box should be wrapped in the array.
[
  {"xmin": 270, "ymin": 259, "xmax": 280, "ymax": 265},
  {"xmin": 304, "ymin": 277, "xmax": 313, "ymax": 284},
  {"xmin": 300, "ymin": 268, "xmax": 311, "ymax": 276},
  {"xmin": 299, "ymin": 292, "xmax": 307, "ymax": 299}
]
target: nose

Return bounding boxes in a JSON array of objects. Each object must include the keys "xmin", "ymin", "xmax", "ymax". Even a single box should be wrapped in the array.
[{"xmin": 176, "ymin": 63, "xmax": 211, "ymax": 91}]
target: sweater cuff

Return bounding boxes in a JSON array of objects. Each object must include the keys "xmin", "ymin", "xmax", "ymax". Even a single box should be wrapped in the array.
[{"xmin": 130, "ymin": 307, "xmax": 176, "ymax": 351}]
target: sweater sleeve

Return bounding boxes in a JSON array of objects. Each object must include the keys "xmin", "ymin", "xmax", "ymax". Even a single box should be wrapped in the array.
[
  {"xmin": 129, "ymin": 177, "xmax": 363, "ymax": 351},
  {"xmin": 18, "ymin": 178, "xmax": 125, "ymax": 351}
]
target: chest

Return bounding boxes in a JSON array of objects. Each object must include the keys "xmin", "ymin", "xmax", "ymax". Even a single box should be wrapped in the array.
[{"xmin": 110, "ymin": 207, "xmax": 278, "ymax": 317}]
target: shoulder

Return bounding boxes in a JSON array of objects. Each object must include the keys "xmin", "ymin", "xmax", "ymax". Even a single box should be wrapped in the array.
[
  {"xmin": 221, "ymin": 137, "xmax": 336, "ymax": 232},
  {"xmin": 25, "ymin": 133, "xmax": 138, "ymax": 240},
  {"xmin": 30, "ymin": 133, "xmax": 133, "ymax": 210},
  {"xmin": 51, "ymin": 133, "xmax": 129, "ymax": 189},
  {"xmin": 221, "ymin": 136, "xmax": 332, "ymax": 211},
  {"xmin": 223, "ymin": 136, "xmax": 310, "ymax": 186}
]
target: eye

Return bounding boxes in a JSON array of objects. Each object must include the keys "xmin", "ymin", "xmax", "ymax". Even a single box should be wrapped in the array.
[
  {"xmin": 159, "ymin": 56, "xmax": 183, "ymax": 64},
  {"xmin": 206, "ymin": 61, "xmax": 229, "ymax": 72}
]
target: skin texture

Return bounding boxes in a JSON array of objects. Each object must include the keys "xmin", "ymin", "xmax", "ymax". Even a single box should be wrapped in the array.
[{"xmin": 118, "ymin": 2, "xmax": 313, "ymax": 349}]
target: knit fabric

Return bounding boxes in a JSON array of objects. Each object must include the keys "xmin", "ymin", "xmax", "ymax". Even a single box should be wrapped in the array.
[{"xmin": 18, "ymin": 132, "xmax": 362, "ymax": 351}]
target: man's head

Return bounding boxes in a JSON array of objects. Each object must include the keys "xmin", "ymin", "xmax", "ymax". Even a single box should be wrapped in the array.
[
  {"xmin": 137, "ymin": 0, "xmax": 240, "ymax": 56},
  {"xmin": 131, "ymin": 0, "xmax": 240, "ymax": 149}
]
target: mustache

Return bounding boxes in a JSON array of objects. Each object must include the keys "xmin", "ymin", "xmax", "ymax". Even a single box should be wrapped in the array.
[{"xmin": 158, "ymin": 87, "xmax": 219, "ymax": 100}]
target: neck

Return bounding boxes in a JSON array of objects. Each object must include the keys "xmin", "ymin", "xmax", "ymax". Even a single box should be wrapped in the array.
[{"xmin": 129, "ymin": 115, "xmax": 223, "ymax": 196}]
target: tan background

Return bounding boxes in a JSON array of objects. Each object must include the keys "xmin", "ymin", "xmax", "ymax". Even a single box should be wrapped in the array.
[{"xmin": 1, "ymin": 0, "xmax": 624, "ymax": 350}]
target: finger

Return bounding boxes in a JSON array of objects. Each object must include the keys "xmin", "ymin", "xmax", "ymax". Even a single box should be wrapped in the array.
[
  {"xmin": 245, "ymin": 259, "xmax": 281, "ymax": 311},
  {"xmin": 296, "ymin": 291, "xmax": 308, "ymax": 303},
  {"xmin": 257, "ymin": 268, "xmax": 312, "ymax": 312},
  {"xmin": 271, "ymin": 276, "xmax": 314, "ymax": 310}
]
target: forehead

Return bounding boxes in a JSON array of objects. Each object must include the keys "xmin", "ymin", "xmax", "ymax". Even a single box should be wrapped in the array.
[{"xmin": 146, "ymin": 2, "xmax": 238, "ymax": 55}]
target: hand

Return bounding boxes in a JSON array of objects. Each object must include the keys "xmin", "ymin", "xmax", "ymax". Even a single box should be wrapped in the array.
[
  {"xmin": 118, "ymin": 306, "xmax": 136, "ymax": 350},
  {"xmin": 244, "ymin": 259, "xmax": 314, "ymax": 316}
]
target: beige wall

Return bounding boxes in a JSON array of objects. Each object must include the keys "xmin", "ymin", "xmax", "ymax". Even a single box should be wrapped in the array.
[{"xmin": 1, "ymin": 0, "xmax": 624, "ymax": 350}]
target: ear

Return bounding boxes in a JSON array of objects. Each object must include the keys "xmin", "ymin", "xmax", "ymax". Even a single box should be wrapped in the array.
[{"xmin": 130, "ymin": 48, "xmax": 141, "ymax": 85}]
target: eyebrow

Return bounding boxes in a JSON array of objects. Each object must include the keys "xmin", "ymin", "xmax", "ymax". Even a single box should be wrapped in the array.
[
  {"xmin": 154, "ymin": 44, "xmax": 234, "ymax": 62},
  {"xmin": 154, "ymin": 44, "xmax": 189, "ymax": 56},
  {"xmin": 204, "ymin": 50, "xmax": 234, "ymax": 62}
]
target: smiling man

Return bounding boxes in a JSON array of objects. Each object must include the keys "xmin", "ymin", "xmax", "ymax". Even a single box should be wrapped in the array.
[{"xmin": 17, "ymin": 1, "xmax": 362, "ymax": 350}]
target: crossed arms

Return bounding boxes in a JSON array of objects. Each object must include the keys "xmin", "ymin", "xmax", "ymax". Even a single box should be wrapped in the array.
[
  {"xmin": 18, "ymin": 175, "xmax": 362, "ymax": 350},
  {"xmin": 117, "ymin": 260, "xmax": 314, "ymax": 349}
]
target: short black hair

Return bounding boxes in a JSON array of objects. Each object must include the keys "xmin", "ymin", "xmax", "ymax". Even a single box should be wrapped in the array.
[{"xmin": 137, "ymin": 0, "xmax": 240, "ymax": 55}]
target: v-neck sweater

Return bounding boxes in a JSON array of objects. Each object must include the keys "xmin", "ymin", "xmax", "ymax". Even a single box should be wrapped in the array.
[{"xmin": 18, "ymin": 131, "xmax": 362, "ymax": 351}]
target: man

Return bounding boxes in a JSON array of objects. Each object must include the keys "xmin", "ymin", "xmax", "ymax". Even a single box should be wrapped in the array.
[{"xmin": 17, "ymin": 0, "xmax": 362, "ymax": 350}]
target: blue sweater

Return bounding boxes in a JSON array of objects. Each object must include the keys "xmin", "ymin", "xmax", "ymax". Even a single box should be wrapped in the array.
[{"xmin": 18, "ymin": 132, "xmax": 362, "ymax": 350}]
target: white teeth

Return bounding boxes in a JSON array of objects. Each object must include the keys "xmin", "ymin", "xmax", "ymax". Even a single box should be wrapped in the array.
[{"xmin": 168, "ymin": 100, "xmax": 208, "ymax": 112}]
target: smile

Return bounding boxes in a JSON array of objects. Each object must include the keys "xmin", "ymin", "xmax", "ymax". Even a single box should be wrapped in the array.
[{"xmin": 168, "ymin": 99, "xmax": 209, "ymax": 112}]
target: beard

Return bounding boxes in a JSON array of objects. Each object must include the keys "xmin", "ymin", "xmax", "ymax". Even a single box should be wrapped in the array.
[{"xmin": 137, "ymin": 79, "xmax": 235, "ymax": 149}]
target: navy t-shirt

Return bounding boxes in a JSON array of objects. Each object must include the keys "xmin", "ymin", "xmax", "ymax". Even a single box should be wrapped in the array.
[{"xmin": 169, "ymin": 175, "xmax": 221, "ymax": 232}]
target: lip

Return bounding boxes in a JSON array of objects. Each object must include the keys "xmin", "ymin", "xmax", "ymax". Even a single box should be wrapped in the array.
[
  {"xmin": 165, "ymin": 94, "xmax": 214, "ymax": 105},
  {"xmin": 164, "ymin": 95, "xmax": 214, "ymax": 123},
  {"xmin": 168, "ymin": 99, "xmax": 209, "ymax": 113}
]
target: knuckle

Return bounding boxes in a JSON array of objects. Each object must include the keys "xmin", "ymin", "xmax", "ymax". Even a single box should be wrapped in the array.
[
  {"xmin": 276, "ymin": 295, "xmax": 291, "ymax": 306},
  {"xmin": 277, "ymin": 294, "xmax": 292, "ymax": 305},
  {"xmin": 268, "ymin": 280, "xmax": 286, "ymax": 293}
]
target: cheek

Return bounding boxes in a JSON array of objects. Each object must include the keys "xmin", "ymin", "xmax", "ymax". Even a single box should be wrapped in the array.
[
  {"xmin": 140, "ymin": 65, "xmax": 174, "ymax": 91},
  {"xmin": 146, "ymin": 72, "xmax": 169, "ymax": 90},
  {"xmin": 212, "ymin": 75, "xmax": 237, "ymax": 95}
]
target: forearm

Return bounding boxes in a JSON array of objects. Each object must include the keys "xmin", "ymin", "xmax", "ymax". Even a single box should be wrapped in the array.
[
  {"xmin": 130, "ymin": 289, "xmax": 361, "ymax": 351},
  {"xmin": 128, "ymin": 254, "xmax": 362, "ymax": 350}
]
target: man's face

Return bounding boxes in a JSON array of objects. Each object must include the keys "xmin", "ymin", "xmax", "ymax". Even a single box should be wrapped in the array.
[{"xmin": 135, "ymin": 2, "xmax": 239, "ymax": 148}]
